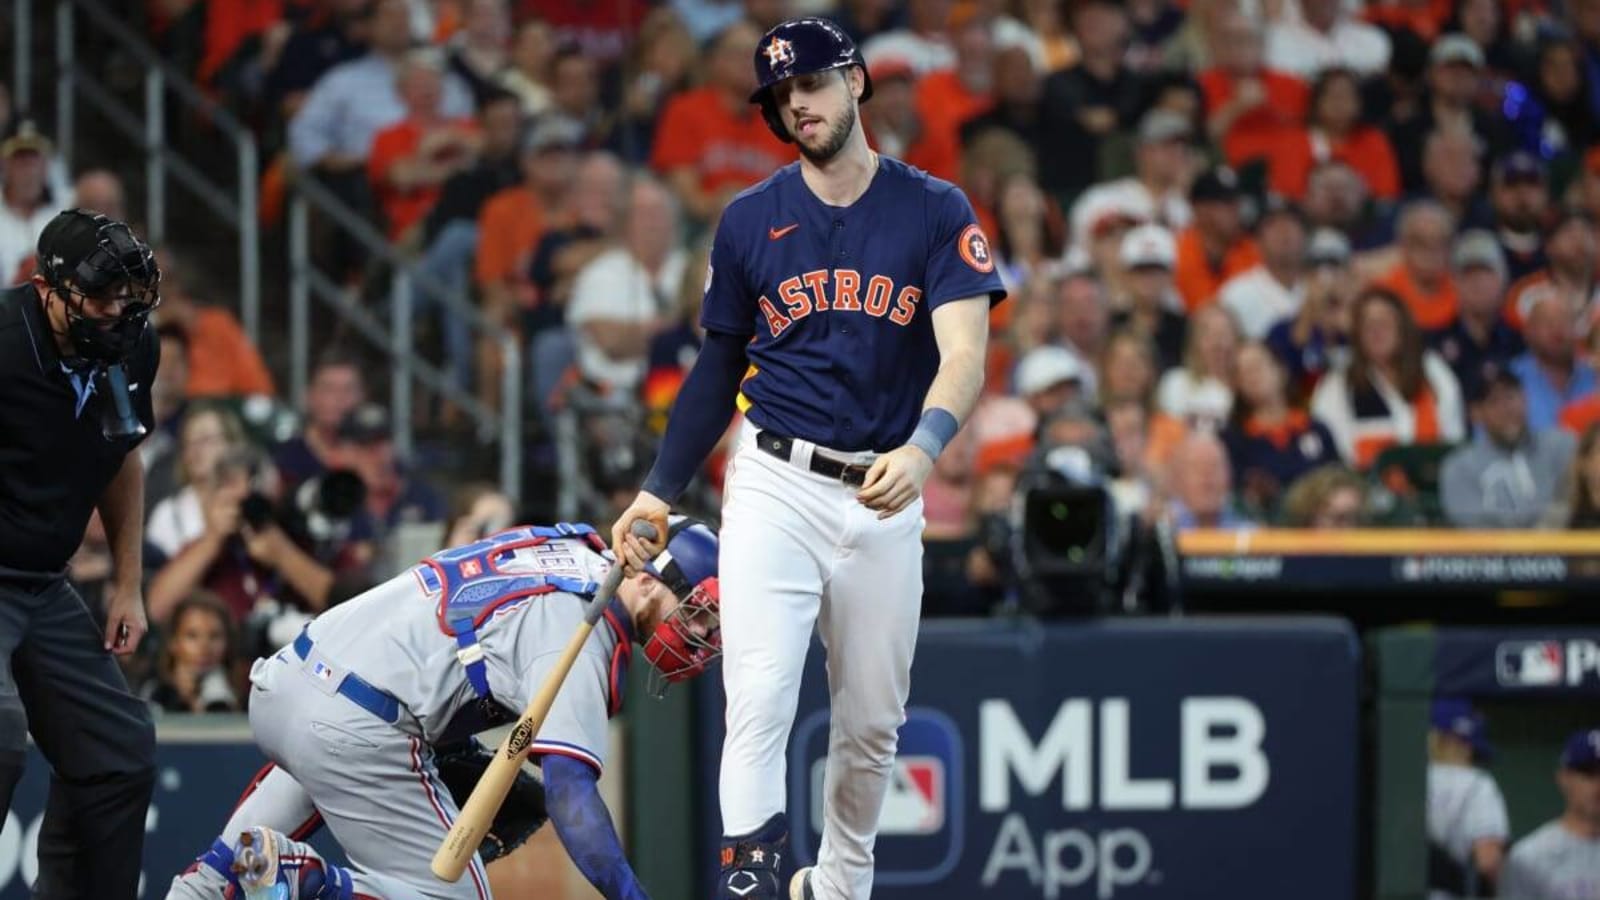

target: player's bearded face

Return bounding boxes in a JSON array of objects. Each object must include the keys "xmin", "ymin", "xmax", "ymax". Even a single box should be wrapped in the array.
[{"xmin": 783, "ymin": 71, "xmax": 857, "ymax": 163}]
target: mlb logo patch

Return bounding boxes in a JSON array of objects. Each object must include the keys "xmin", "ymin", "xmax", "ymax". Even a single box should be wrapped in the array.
[
  {"xmin": 1497, "ymin": 641, "xmax": 1564, "ymax": 686},
  {"xmin": 312, "ymin": 661, "xmax": 335, "ymax": 682}
]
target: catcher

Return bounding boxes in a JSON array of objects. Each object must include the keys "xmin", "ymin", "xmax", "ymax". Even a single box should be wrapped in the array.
[{"xmin": 165, "ymin": 517, "xmax": 722, "ymax": 900}]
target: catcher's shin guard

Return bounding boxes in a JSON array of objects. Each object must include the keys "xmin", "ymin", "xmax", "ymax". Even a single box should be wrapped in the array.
[{"xmin": 717, "ymin": 813, "xmax": 788, "ymax": 899}]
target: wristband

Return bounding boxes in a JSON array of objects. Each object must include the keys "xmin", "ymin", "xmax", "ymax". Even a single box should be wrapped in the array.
[{"xmin": 907, "ymin": 408, "xmax": 959, "ymax": 461}]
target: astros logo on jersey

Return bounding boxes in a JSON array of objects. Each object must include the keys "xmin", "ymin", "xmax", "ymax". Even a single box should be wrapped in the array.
[
  {"xmin": 755, "ymin": 269, "xmax": 925, "ymax": 337},
  {"xmin": 958, "ymin": 225, "xmax": 994, "ymax": 274},
  {"xmin": 764, "ymin": 37, "xmax": 795, "ymax": 67}
]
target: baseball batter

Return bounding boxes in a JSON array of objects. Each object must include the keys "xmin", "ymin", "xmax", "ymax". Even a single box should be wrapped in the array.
[
  {"xmin": 611, "ymin": 17, "xmax": 1005, "ymax": 900},
  {"xmin": 165, "ymin": 518, "xmax": 722, "ymax": 900}
]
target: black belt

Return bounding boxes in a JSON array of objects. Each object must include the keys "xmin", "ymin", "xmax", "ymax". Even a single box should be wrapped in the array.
[{"xmin": 756, "ymin": 430, "xmax": 872, "ymax": 487}]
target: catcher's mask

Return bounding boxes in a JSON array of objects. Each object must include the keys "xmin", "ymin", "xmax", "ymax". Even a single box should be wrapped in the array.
[
  {"xmin": 641, "ymin": 516, "xmax": 721, "ymax": 692},
  {"xmin": 35, "ymin": 209, "xmax": 161, "ymax": 364}
]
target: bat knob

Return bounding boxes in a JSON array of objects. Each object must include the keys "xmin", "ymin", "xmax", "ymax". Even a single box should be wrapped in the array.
[{"xmin": 630, "ymin": 520, "xmax": 660, "ymax": 542}]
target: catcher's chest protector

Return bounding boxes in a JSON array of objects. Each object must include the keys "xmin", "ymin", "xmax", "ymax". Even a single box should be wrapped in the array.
[{"xmin": 413, "ymin": 523, "xmax": 631, "ymax": 715}]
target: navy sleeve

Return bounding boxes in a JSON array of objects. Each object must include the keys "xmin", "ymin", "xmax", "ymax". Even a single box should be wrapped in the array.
[
  {"xmin": 542, "ymin": 754, "xmax": 650, "ymax": 900},
  {"xmin": 697, "ymin": 217, "xmax": 757, "ymax": 336},
  {"xmin": 640, "ymin": 329, "xmax": 749, "ymax": 503},
  {"xmin": 924, "ymin": 186, "xmax": 1008, "ymax": 310}
]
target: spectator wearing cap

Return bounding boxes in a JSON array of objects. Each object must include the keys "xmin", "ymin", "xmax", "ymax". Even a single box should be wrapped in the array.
[
  {"xmin": 1223, "ymin": 340, "xmax": 1339, "ymax": 517},
  {"xmin": 366, "ymin": 49, "xmax": 485, "ymax": 243},
  {"xmin": 1311, "ymin": 286, "xmax": 1465, "ymax": 469},
  {"xmin": 1221, "ymin": 198, "xmax": 1310, "ymax": 340},
  {"xmin": 1198, "ymin": 10, "xmax": 1309, "ymax": 179},
  {"xmin": 1067, "ymin": 109, "xmax": 1195, "ymax": 255},
  {"xmin": 153, "ymin": 247, "xmax": 276, "ymax": 399},
  {"xmin": 473, "ymin": 115, "xmax": 584, "ymax": 402},
  {"xmin": 1498, "ymin": 728, "xmax": 1600, "ymax": 900},
  {"xmin": 650, "ymin": 21, "xmax": 790, "ymax": 225},
  {"xmin": 1014, "ymin": 345, "xmax": 1090, "ymax": 422},
  {"xmin": 1375, "ymin": 201, "xmax": 1461, "ymax": 331},
  {"xmin": 1425, "ymin": 698, "xmax": 1509, "ymax": 900},
  {"xmin": 912, "ymin": 16, "xmax": 996, "ymax": 184},
  {"xmin": 287, "ymin": 0, "xmax": 473, "ymax": 175},
  {"xmin": 1505, "ymin": 213, "xmax": 1600, "ymax": 333},
  {"xmin": 1267, "ymin": 228, "xmax": 1355, "ymax": 394},
  {"xmin": 1038, "ymin": 0, "xmax": 1149, "ymax": 204},
  {"xmin": 1274, "ymin": 67, "xmax": 1401, "ymax": 203},
  {"xmin": 1504, "ymin": 38, "xmax": 1596, "ymax": 170},
  {"xmin": 1265, "ymin": 0, "xmax": 1391, "ymax": 80},
  {"xmin": 1173, "ymin": 167, "xmax": 1262, "ymax": 314},
  {"xmin": 1112, "ymin": 224, "xmax": 1189, "ymax": 371},
  {"xmin": 1158, "ymin": 304, "xmax": 1238, "ymax": 432},
  {"xmin": 1510, "ymin": 291, "xmax": 1600, "ymax": 433},
  {"xmin": 1487, "ymin": 151, "xmax": 1550, "ymax": 283},
  {"xmin": 1386, "ymin": 34, "xmax": 1510, "ymax": 195},
  {"xmin": 0, "ymin": 124, "xmax": 66, "ymax": 285},
  {"xmin": 329, "ymin": 402, "xmax": 447, "ymax": 540},
  {"xmin": 1440, "ymin": 361, "xmax": 1575, "ymax": 528},
  {"xmin": 1430, "ymin": 232, "xmax": 1523, "ymax": 389},
  {"xmin": 864, "ymin": 59, "xmax": 961, "ymax": 187},
  {"xmin": 1164, "ymin": 431, "xmax": 1252, "ymax": 530}
]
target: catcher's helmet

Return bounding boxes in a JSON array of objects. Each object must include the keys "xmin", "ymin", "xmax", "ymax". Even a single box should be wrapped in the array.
[
  {"xmin": 642, "ymin": 516, "xmax": 722, "ymax": 689},
  {"xmin": 749, "ymin": 17, "xmax": 873, "ymax": 143}
]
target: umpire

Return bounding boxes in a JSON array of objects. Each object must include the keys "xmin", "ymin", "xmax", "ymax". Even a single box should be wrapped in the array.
[{"xmin": 0, "ymin": 210, "xmax": 162, "ymax": 896}]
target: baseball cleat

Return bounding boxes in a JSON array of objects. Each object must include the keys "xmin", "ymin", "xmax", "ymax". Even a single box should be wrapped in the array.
[
  {"xmin": 229, "ymin": 828, "xmax": 287, "ymax": 900},
  {"xmin": 788, "ymin": 867, "xmax": 815, "ymax": 900}
]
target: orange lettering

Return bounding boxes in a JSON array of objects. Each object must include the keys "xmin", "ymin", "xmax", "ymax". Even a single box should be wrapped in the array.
[
  {"xmin": 758, "ymin": 295, "xmax": 791, "ymax": 336},
  {"xmin": 802, "ymin": 269, "xmax": 830, "ymax": 312},
  {"xmin": 890, "ymin": 285, "xmax": 922, "ymax": 326},
  {"xmin": 833, "ymin": 269, "xmax": 861, "ymax": 311},
  {"xmin": 778, "ymin": 276, "xmax": 811, "ymax": 319},
  {"xmin": 864, "ymin": 275, "xmax": 894, "ymax": 317}
]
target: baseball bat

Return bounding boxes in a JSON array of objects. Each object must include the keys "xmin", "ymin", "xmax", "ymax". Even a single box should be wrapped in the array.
[{"xmin": 431, "ymin": 519, "xmax": 661, "ymax": 882}]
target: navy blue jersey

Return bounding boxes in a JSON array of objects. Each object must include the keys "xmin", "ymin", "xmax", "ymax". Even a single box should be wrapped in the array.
[{"xmin": 700, "ymin": 157, "xmax": 1007, "ymax": 452}]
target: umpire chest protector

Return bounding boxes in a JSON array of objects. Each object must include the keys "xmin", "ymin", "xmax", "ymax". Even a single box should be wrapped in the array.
[{"xmin": 413, "ymin": 523, "xmax": 632, "ymax": 717}]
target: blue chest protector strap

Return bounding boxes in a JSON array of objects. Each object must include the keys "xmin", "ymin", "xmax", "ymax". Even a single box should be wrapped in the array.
[{"xmin": 418, "ymin": 523, "xmax": 608, "ymax": 702}]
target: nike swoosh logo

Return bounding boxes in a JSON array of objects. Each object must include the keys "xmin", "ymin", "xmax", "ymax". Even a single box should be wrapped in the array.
[{"xmin": 768, "ymin": 223, "xmax": 799, "ymax": 240}]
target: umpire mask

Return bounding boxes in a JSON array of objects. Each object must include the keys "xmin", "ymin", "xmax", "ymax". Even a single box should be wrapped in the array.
[{"xmin": 36, "ymin": 210, "xmax": 162, "ymax": 364}]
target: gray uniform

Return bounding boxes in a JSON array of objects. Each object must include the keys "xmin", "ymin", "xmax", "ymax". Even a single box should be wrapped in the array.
[
  {"xmin": 1499, "ymin": 821, "xmax": 1600, "ymax": 900},
  {"xmin": 168, "ymin": 533, "xmax": 628, "ymax": 900},
  {"xmin": 1425, "ymin": 763, "xmax": 1509, "ymax": 900}
]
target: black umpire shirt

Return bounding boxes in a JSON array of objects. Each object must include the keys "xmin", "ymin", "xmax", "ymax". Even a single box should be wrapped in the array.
[{"xmin": 0, "ymin": 283, "xmax": 159, "ymax": 574}]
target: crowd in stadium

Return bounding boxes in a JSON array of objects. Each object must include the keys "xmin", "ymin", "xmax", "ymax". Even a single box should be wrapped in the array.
[{"xmin": 4, "ymin": 0, "xmax": 1600, "ymax": 709}]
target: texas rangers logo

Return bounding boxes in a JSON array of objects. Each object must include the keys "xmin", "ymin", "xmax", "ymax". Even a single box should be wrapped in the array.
[
  {"xmin": 764, "ymin": 36, "xmax": 795, "ymax": 67},
  {"xmin": 958, "ymin": 224, "xmax": 995, "ymax": 274}
]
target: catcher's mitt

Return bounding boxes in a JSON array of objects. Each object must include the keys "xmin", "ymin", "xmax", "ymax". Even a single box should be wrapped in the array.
[{"xmin": 434, "ymin": 738, "xmax": 549, "ymax": 863}]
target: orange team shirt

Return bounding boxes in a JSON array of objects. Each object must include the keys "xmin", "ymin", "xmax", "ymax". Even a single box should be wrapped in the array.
[
  {"xmin": 1272, "ymin": 126, "xmax": 1401, "ymax": 201},
  {"xmin": 1174, "ymin": 228, "xmax": 1262, "ymax": 312},
  {"xmin": 1198, "ymin": 69, "xmax": 1309, "ymax": 175},
  {"xmin": 1375, "ymin": 264, "xmax": 1459, "ymax": 331},
  {"xmin": 186, "ymin": 307, "xmax": 277, "ymax": 397},
  {"xmin": 368, "ymin": 118, "xmax": 480, "ymax": 241},
  {"xmin": 1363, "ymin": 0, "xmax": 1452, "ymax": 41},
  {"xmin": 650, "ymin": 86, "xmax": 791, "ymax": 196},
  {"xmin": 475, "ymin": 188, "xmax": 545, "ymax": 288},
  {"xmin": 913, "ymin": 71, "xmax": 991, "ymax": 182},
  {"xmin": 199, "ymin": 0, "xmax": 285, "ymax": 85}
]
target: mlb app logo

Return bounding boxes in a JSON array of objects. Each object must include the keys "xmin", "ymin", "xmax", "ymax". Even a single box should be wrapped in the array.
[
  {"xmin": 810, "ymin": 755, "xmax": 945, "ymax": 835},
  {"xmin": 789, "ymin": 707, "xmax": 964, "ymax": 886},
  {"xmin": 1497, "ymin": 641, "xmax": 1564, "ymax": 686}
]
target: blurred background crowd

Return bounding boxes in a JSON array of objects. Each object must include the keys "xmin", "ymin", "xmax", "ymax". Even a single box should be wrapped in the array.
[{"xmin": 4, "ymin": 0, "xmax": 1600, "ymax": 715}]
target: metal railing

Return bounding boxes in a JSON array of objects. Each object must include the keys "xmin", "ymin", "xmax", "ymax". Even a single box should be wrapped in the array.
[
  {"xmin": 287, "ymin": 176, "xmax": 523, "ymax": 501},
  {"xmin": 50, "ymin": 0, "xmax": 261, "ymax": 341}
]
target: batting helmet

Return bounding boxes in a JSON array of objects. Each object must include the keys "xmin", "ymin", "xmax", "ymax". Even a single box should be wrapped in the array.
[
  {"xmin": 642, "ymin": 516, "xmax": 722, "ymax": 689},
  {"xmin": 749, "ymin": 17, "xmax": 873, "ymax": 143}
]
